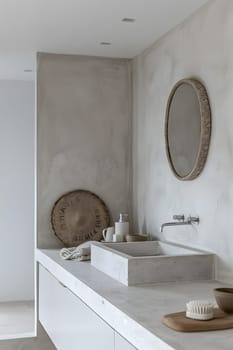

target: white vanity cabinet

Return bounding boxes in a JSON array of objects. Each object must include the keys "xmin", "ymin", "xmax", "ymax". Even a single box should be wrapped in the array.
[
  {"xmin": 115, "ymin": 333, "xmax": 137, "ymax": 350},
  {"xmin": 39, "ymin": 265, "xmax": 115, "ymax": 350}
]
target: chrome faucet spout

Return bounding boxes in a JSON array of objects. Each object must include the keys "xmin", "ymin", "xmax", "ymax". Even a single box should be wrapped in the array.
[
  {"xmin": 160, "ymin": 215, "xmax": 199, "ymax": 233},
  {"xmin": 160, "ymin": 221, "xmax": 191, "ymax": 233}
]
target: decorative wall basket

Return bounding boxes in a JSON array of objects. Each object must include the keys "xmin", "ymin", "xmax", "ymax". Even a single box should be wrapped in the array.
[{"xmin": 51, "ymin": 190, "xmax": 110, "ymax": 247}]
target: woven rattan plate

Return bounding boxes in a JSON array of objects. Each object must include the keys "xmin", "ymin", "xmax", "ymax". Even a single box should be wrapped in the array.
[{"xmin": 51, "ymin": 190, "xmax": 110, "ymax": 247}]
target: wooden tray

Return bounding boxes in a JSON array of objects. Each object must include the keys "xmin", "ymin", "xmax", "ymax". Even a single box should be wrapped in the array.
[
  {"xmin": 163, "ymin": 309, "xmax": 233, "ymax": 332},
  {"xmin": 51, "ymin": 190, "xmax": 110, "ymax": 247}
]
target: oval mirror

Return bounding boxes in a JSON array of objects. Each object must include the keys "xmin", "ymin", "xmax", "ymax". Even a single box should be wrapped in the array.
[{"xmin": 165, "ymin": 79, "xmax": 211, "ymax": 180}]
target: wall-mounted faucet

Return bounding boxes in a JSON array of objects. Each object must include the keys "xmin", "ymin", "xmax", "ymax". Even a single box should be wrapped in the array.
[{"xmin": 160, "ymin": 215, "xmax": 199, "ymax": 233}]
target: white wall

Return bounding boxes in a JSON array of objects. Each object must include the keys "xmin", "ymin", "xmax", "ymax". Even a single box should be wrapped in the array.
[
  {"xmin": 0, "ymin": 80, "xmax": 34, "ymax": 301},
  {"xmin": 37, "ymin": 53, "xmax": 131, "ymax": 248},
  {"xmin": 132, "ymin": 0, "xmax": 233, "ymax": 284}
]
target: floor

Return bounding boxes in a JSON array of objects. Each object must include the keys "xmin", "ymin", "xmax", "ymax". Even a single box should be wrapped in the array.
[
  {"xmin": 0, "ymin": 300, "xmax": 55, "ymax": 349},
  {"xmin": 0, "ymin": 301, "xmax": 34, "ymax": 340},
  {"xmin": 0, "ymin": 323, "xmax": 56, "ymax": 350}
]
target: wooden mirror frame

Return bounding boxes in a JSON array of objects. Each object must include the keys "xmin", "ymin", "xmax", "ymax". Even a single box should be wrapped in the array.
[{"xmin": 165, "ymin": 78, "xmax": 211, "ymax": 181}]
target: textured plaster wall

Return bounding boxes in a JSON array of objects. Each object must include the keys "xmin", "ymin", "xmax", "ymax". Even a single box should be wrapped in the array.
[
  {"xmin": 37, "ymin": 53, "xmax": 131, "ymax": 248},
  {"xmin": 132, "ymin": 0, "xmax": 233, "ymax": 283}
]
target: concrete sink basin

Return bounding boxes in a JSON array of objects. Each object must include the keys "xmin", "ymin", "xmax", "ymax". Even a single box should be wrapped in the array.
[{"xmin": 91, "ymin": 241, "xmax": 214, "ymax": 285}]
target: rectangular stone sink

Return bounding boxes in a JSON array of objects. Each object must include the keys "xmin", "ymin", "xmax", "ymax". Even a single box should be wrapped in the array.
[{"xmin": 91, "ymin": 241, "xmax": 214, "ymax": 286}]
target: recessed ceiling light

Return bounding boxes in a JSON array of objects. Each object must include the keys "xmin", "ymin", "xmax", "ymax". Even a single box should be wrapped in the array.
[
  {"xmin": 24, "ymin": 69, "xmax": 33, "ymax": 72},
  {"xmin": 122, "ymin": 18, "xmax": 135, "ymax": 23},
  {"xmin": 100, "ymin": 42, "xmax": 111, "ymax": 45}
]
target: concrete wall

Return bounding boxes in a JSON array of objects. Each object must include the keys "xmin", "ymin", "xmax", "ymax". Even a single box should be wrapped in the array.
[
  {"xmin": 37, "ymin": 53, "xmax": 131, "ymax": 248},
  {"xmin": 132, "ymin": 0, "xmax": 233, "ymax": 283},
  {"xmin": 0, "ymin": 80, "xmax": 34, "ymax": 301}
]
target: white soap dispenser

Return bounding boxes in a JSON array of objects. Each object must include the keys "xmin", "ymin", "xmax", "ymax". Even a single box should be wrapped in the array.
[{"xmin": 114, "ymin": 213, "xmax": 129, "ymax": 241}]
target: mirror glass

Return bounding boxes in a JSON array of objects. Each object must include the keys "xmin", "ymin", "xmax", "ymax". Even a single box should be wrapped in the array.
[
  {"xmin": 168, "ymin": 83, "xmax": 200, "ymax": 177},
  {"xmin": 165, "ymin": 79, "xmax": 211, "ymax": 180}
]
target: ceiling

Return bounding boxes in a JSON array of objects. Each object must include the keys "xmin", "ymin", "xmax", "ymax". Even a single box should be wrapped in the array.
[{"xmin": 0, "ymin": 0, "xmax": 209, "ymax": 80}]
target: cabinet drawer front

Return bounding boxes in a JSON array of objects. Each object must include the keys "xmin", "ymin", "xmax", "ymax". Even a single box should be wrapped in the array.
[{"xmin": 39, "ymin": 265, "xmax": 114, "ymax": 350}]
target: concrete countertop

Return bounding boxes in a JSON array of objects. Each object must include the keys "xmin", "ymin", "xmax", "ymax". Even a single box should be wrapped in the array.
[{"xmin": 36, "ymin": 249, "xmax": 233, "ymax": 350}]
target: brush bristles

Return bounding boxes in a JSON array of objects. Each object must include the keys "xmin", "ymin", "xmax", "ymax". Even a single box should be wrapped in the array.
[{"xmin": 186, "ymin": 300, "xmax": 214, "ymax": 320}]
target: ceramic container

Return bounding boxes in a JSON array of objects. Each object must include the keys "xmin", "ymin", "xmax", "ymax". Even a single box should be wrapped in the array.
[{"xmin": 214, "ymin": 288, "xmax": 233, "ymax": 314}]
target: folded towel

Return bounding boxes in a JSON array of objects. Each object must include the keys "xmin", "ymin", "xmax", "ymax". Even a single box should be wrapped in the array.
[{"xmin": 60, "ymin": 240, "xmax": 96, "ymax": 261}]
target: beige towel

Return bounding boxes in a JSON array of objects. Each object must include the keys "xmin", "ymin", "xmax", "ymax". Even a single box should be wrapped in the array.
[{"xmin": 60, "ymin": 241, "xmax": 96, "ymax": 261}]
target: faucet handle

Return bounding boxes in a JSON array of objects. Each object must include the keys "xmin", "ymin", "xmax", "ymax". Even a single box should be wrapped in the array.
[
  {"xmin": 173, "ymin": 215, "xmax": 185, "ymax": 222},
  {"xmin": 187, "ymin": 216, "xmax": 200, "ymax": 224}
]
